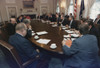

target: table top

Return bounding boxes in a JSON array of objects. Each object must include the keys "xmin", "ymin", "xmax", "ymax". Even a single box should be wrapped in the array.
[{"xmin": 29, "ymin": 20, "xmax": 69, "ymax": 53}]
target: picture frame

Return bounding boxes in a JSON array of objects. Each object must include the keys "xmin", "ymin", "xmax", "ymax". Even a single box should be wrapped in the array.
[{"xmin": 23, "ymin": 0, "xmax": 34, "ymax": 8}]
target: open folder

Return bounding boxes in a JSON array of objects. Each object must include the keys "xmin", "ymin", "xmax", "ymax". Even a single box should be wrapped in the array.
[
  {"xmin": 65, "ymin": 40, "xmax": 72, "ymax": 47},
  {"xmin": 36, "ymin": 31, "xmax": 48, "ymax": 35},
  {"xmin": 36, "ymin": 39, "xmax": 51, "ymax": 45}
]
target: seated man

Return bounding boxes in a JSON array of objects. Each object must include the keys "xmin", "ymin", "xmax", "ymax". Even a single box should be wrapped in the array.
[
  {"xmin": 7, "ymin": 18, "xmax": 17, "ymax": 35},
  {"xmin": 85, "ymin": 20, "xmax": 99, "ymax": 38},
  {"xmin": 9, "ymin": 23, "xmax": 39, "ymax": 64},
  {"xmin": 62, "ymin": 23, "xmax": 100, "ymax": 68},
  {"xmin": 23, "ymin": 19, "xmax": 32, "ymax": 38},
  {"xmin": 68, "ymin": 16, "xmax": 78, "ymax": 29},
  {"xmin": 61, "ymin": 16, "xmax": 69, "ymax": 26}
]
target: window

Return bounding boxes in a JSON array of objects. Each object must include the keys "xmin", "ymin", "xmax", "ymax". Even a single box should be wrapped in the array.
[
  {"xmin": 90, "ymin": 0, "xmax": 100, "ymax": 20},
  {"xmin": 68, "ymin": 0, "xmax": 74, "ymax": 15}
]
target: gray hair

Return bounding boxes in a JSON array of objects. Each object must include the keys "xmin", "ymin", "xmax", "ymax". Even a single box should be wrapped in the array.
[
  {"xmin": 23, "ymin": 19, "xmax": 31, "ymax": 24},
  {"xmin": 15, "ymin": 23, "xmax": 26, "ymax": 31},
  {"xmin": 78, "ymin": 23, "xmax": 89, "ymax": 35}
]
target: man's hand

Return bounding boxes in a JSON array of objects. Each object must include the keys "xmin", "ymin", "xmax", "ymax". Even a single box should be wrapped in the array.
[
  {"xmin": 36, "ymin": 49, "xmax": 40, "ymax": 53},
  {"xmin": 62, "ymin": 39, "xmax": 72, "ymax": 47},
  {"xmin": 62, "ymin": 40, "xmax": 67, "ymax": 46},
  {"xmin": 28, "ymin": 25, "xmax": 32, "ymax": 30}
]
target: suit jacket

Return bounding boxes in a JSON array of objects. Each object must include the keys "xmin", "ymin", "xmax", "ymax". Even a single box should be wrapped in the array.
[
  {"xmin": 94, "ymin": 18, "xmax": 100, "ymax": 24},
  {"xmin": 69, "ymin": 20, "xmax": 78, "ymax": 30},
  {"xmin": 9, "ymin": 33, "xmax": 38, "ymax": 63},
  {"xmin": 51, "ymin": 14, "xmax": 56, "ymax": 22},
  {"xmin": 25, "ymin": 29, "xmax": 32, "ymax": 39},
  {"xmin": 57, "ymin": 17, "xmax": 61, "ymax": 26},
  {"xmin": 63, "ymin": 35, "xmax": 100, "ymax": 68},
  {"xmin": 89, "ymin": 26, "xmax": 99, "ymax": 37},
  {"xmin": 62, "ymin": 19, "xmax": 69, "ymax": 26},
  {"xmin": 6, "ymin": 23, "xmax": 16, "ymax": 35}
]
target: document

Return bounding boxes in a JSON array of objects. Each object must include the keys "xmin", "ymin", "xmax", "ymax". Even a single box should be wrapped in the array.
[
  {"xmin": 63, "ymin": 35, "xmax": 70, "ymax": 38},
  {"xmin": 71, "ymin": 34, "xmax": 79, "ymax": 37},
  {"xmin": 52, "ymin": 24, "xmax": 57, "ymax": 27},
  {"xmin": 71, "ymin": 38, "xmax": 76, "ymax": 41},
  {"xmin": 32, "ymin": 33, "xmax": 35, "ymax": 36},
  {"xmin": 65, "ymin": 30, "xmax": 74, "ymax": 34},
  {"xmin": 36, "ymin": 39, "xmax": 51, "ymax": 44},
  {"xmin": 36, "ymin": 31, "xmax": 48, "ymax": 35}
]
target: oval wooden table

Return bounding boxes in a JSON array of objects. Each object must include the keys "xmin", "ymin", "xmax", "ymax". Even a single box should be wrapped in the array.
[{"xmin": 29, "ymin": 20, "xmax": 68, "ymax": 53}]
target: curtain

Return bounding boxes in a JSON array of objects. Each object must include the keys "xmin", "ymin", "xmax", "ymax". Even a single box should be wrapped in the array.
[
  {"xmin": 84, "ymin": 0, "xmax": 96, "ymax": 18},
  {"xmin": 54, "ymin": 0, "xmax": 58, "ymax": 13},
  {"xmin": 65, "ymin": 0, "xmax": 71, "ymax": 15}
]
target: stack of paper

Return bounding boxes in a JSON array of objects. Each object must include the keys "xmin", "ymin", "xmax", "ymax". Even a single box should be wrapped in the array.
[
  {"xmin": 36, "ymin": 39, "xmax": 51, "ymax": 44},
  {"xmin": 71, "ymin": 38, "xmax": 76, "ymax": 41},
  {"xmin": 52, "ymin": 25, "xmax": 57, "ymax": 27},
  {"xmin": 65, "ymin": 30, "xmax": 74, "ymax": 34},
  {"xmin": 62, "ymin": 27, "xmax": 66, "ymax": 30},
  {"xmin": 32, "ymin": 33, "xmax": 35, "ymax": 36},
  {"xmin": 63, "ymin": 35, "xmax": 70, "ymax": 38},
  {"xmin": 36, "ymin": 31, "xmax": 48, "ymax": 35},
  {"xmin": 71, "ymin": 34, "xmax": 79, "ymax": 37}
]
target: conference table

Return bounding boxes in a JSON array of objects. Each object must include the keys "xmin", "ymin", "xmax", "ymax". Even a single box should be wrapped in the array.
[{"xmin": 29, "ymin": 20, "xmax": 79, "ymax": 53}]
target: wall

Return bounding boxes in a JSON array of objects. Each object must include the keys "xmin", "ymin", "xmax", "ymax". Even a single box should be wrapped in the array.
[{"xmin": 0, "ymin": 0, "xmax": 56, "ymax": 22}]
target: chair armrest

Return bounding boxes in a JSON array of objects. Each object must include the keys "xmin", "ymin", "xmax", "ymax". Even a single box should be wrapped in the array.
[{"xmin": 22, "ymin": 56, "xmax": 40, "ymax": 67}]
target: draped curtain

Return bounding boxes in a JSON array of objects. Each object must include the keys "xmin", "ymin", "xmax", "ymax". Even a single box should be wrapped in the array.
[
  {"xmin": 54, "ymin": 0, "xmax": 58, "ymax": 13},
  {"xmin": 65, "ymin": 0, "xmax": 71, "ymax": 15},
  {"xmin": 84, "ymin": 0, "xmax": 96, "ymax": 18}
]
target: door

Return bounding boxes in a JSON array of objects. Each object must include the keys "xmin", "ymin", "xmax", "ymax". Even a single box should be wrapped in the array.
[{"xmin": 6, "ymin": 6, "xmax": 17, "ymax": 20}]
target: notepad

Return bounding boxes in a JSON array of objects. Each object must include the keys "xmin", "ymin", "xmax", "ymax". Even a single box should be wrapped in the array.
[
  {"xmin": 36, "ymin": 31, "xmax": 48, "ymax": 35},
  {"xmin": 36, "ymin": 39, "xmax": 51, "ymax": 44}
]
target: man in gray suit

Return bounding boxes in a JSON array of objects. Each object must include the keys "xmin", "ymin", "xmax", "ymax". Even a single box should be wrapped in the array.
[{"xmin": 62, "ymin": 23, "xmax": 100, "ymax": 68}]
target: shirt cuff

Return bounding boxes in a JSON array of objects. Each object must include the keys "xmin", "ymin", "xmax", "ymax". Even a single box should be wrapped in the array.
[{"xmin": 63, "ymin": 45, "xmax": 70, "ymax": 48}]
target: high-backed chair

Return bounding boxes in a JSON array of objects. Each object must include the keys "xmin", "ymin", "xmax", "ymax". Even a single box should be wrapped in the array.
[{"xmin": 0, "ymin": 40, "xmax": 39, "ymax": 68}]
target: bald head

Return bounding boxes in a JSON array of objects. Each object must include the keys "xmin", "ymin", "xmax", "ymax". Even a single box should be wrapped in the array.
[{"xmin": 16, "ymin": 23, "xmax": 27, "ymax": 36}]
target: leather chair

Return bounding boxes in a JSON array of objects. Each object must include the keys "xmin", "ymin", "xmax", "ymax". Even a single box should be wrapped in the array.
[{"xmin": 0, "ymin": 40, "xmax": 39, "ymax": 68}]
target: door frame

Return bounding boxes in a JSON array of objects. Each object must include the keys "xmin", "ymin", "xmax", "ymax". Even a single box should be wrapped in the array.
[{"xmin": 6, "ymin": 6, "xmax": 18, "ymax": 20}]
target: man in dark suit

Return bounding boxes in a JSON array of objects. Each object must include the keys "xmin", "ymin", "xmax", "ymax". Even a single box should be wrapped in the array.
[
  {"xmin": 69, "ymin": 16, "xmax": 77, "ymax": 29},
  {"xmin": 94, "ymin": 14, "xmax": 100, "ymax": 24},
  {"xmin": 17, "ymin": 15, "xmax": 24, "ymax": 23},
  {"xmin": 85, "ymin": 20, "xmax": 99, "ymax": 38},
  {"xmin": 23, "ymin": 19, "xmax": 32, "ymax": 39},
  {"xmin": 62, "ymin": 24, "xmax": 100, "ymax": 68},
  {"xmin": 61, "ymin": 16, "xmax": 69, "ymax": 26},
  {"xmin": 9, "ymin": 23, "xmax": 39, "ymax": 67},
  {"xmin": 56, "ymin": 14, "xmax": 61, "ymax": 26},
  {"xmin": 7, "ymin": 18, "xmax": 17, "ymax": 35}
]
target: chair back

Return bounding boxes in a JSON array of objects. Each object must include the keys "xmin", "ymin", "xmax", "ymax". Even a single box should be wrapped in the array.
[{"xmin": 0, "ymin": 40, "xmax": 23, "ymax": 68}]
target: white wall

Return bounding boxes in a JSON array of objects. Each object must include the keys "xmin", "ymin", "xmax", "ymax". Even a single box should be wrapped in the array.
[{"xmin": 0, "ymin": 0, "xmax": 56, "ymax": 22}]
